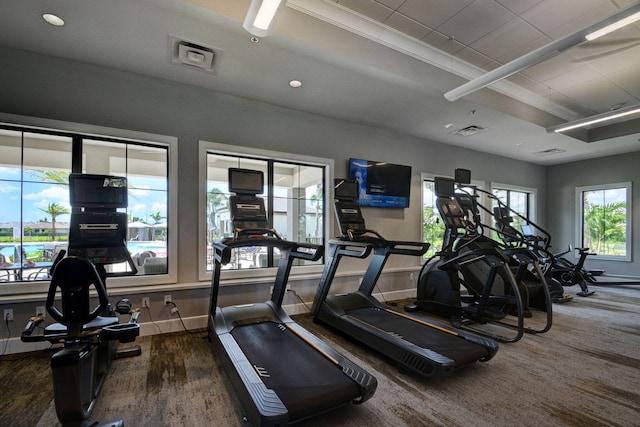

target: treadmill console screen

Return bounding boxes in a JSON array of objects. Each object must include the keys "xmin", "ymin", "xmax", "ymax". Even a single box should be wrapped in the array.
[
  {"xmin": 69, "ymin": 174, "xmax": 127, "ymax": 209},
  {"xmin": 229, "ymin": 168, "xmax": 264, "ymax": 195},
  {"xmin": 434, "ymin": 176, "xmax": 455, "ymax": 198},
  {"xmin": 334, "ymin": 179, "xmax": 358, "ymax": 201}
]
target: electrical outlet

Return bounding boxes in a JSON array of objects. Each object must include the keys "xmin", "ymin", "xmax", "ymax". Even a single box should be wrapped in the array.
[
  {"xmin": 4, "ymin": 309, "xmax": 13, "ymax": 321},
  {"xmin": 36, "ymin": 306, "xmax": 46, "ymax": 318},
  {"xmin": 164, "ymin": 295, "xmax": 172, "ymax": 305},
  {"xmin": 142, "ymin": 297, "xmax": 150, "ymax": 308}
]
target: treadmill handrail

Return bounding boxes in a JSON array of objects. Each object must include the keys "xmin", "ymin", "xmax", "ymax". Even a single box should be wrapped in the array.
[
  {"xmin": 214, "ymin": 230, "xmax": 323, "ymax": 265},
  {"xmin": 340, "ymin": 229, "xmax": 430, "ymax": 257}
]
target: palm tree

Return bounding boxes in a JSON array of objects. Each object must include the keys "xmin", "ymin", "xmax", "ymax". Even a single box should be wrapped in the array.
[
  {"xmin": 27, "ymin": 170, "xmax": 69, "ymax": 184},
  {"xmin": 40, "ymin": 202, "xmax": 70, "ymax": 240},
  {"xmin": 207, "ymin": 188, "xmax": 228, "ymax": 240}
]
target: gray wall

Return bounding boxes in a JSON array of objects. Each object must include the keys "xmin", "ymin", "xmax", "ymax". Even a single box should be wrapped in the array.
[
  {"xmin": 0, "ymin": 46, "xmax": 551, "ymax": 343},
  {"xmin": 547, "ymin": 152, "xmax": 640, "ymax": 276}
]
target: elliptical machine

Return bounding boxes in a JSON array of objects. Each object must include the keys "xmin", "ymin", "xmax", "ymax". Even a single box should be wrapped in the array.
[
  {"xmin": 21, "ymin": 174, "xmax": 141, "ymax": 427},
  {"xmin": 407, "ymin": 171, "xmax": 552, "ymax": 343}
]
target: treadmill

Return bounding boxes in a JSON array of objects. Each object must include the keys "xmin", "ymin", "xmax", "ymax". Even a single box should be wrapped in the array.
[
  {"xmin": 310, "ymin": 179, "xmax": 499, "ymax": 378},
  {"xmin": 208, "ymin": 168, "xmax": 377, "ymax": 426}
]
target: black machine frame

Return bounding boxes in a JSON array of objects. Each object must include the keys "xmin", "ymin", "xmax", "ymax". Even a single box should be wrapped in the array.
[
  {"xmin": 310, "ymin": 179, "xmax": 499, "ymax": 378},
  {"xmin": 408, "ymin": 172, "xmax": 553, "ymax": 343},
  {"xmin": 207, "ymin": 170, "xmax": 377, "ymax": 426},
  {"xmin": 21, "ymin": 173, "xmax": 141, "ymax": 427}
]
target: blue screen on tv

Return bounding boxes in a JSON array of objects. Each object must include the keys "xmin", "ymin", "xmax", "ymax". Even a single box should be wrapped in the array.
[{"xmin": 349, "ymin": 158, "xmax": 411, "ymax": 208}]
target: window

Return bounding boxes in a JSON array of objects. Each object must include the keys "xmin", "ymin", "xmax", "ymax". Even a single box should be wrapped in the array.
[
  {"xmin": 576, "ymin": 183, "xmax": 631, "ymax": 260},
  {"xmin": 200, "ymin": 142, "xmax": 330, "ymax": 279},
  {"xmin": 421, "ymin": 179, "xmax": 444, "ymax": 258},
  {"xmin": 0, "ymin": 125, "xmax": 171, "ymax": 285},
  {"xmin": 492, "ymin": 186, "xmax": 534, "ymax": 231}
]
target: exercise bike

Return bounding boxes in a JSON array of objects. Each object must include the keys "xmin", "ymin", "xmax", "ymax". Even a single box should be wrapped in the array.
[
  {"xmin": 21, "ymin": 173, "xmax": 142, "ymax": 426},
  {"xmin": 550, "ymin": 246, "xmax": 598, "ymax": 297},
  {"xmin": 22, "ymin": 254, "xmax": 140, "ymax": 427}
]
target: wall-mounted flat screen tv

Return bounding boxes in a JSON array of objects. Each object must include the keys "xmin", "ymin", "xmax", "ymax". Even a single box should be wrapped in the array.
[{"xmin": 349, "ymin": 158, "xmax": 411, "ymax": 208}]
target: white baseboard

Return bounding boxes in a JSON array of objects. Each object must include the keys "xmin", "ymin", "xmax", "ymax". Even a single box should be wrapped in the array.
[{"xmin": 3, "ymin": 288, "xmax": 416, "ymax": 354}]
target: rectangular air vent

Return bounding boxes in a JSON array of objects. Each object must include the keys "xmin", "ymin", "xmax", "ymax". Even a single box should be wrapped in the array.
[
  {"xmin": 451, "ymin": 125, "xmax": 486, "ymax": 137},
  {"xmin": 169, "ymin": 35, "xmax": 223, "ymax": 74}
]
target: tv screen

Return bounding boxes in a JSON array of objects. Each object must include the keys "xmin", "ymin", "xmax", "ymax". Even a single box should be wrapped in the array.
[
  {"xmin": 228, "ymin": 168, "xmax": 264, "ymax": 194},
  {"xmin": 69, "ymin": 174, "xmax": 128, "ymax": 209},
  {"xmin": 334, "ymin": 179, "xmax": 358, "ymax": 201},
  {"xmin": 349, "ymin": 158, "xmax": 411, "ymax": 208}
]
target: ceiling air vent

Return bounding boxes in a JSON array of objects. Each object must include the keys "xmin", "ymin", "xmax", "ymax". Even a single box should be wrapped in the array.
[
  {"xmin": 169, "ymin": 35, "xmax": 223, "ymax": 74},
  {"xmin": 451, "ymin": 125, "xmax": 486, "ymax": 137},
  {"xmin": 533, "ymin": 148, "xmax": 566, "ymax": 156}
]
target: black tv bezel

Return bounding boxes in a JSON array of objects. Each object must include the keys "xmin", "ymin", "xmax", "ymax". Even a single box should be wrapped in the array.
[
  {"xmin": 69, "ymin": 173, "xmax": 128, "ymax": 209},
  {"xmin": 348, "ymin": 158, "xmax": 411, "ymax": 208},
  {"xmin": 228, "ymin": 168, "xmax": 264, "ymax": 195}
]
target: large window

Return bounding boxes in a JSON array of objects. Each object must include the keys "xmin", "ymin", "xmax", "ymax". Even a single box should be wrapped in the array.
[
  {"xmin": 0, "ymin": 125, "xmax": 170, "ymax": 284},
  {"xmin": 576, "ymin": 183, "xmax": 631, "ymax": 260},
  {"xmin": 204, "ymin": 150, "xmax": 326, "ymax": 273}
]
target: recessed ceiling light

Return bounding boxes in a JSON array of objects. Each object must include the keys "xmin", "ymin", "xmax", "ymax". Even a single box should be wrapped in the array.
[
  {"xmin": 289, "ymin": 80, "xmax": 302, "ymax": 88},
  {"xmin": 43, "ymin": 13, "xmax": 65, "ymax": 27}
]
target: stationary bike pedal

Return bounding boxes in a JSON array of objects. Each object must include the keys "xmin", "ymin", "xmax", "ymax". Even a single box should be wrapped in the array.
[{"xmin": 115, "ymin": 345, "xmax": 142, "ymax": 359}]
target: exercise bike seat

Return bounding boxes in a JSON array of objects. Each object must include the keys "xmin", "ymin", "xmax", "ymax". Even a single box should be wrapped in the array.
[{"xmin": 44, "ymin": 316, "xmax": 119, "ymax": 335}]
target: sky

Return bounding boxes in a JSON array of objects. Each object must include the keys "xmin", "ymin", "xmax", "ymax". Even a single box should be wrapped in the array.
[{"xmin": 0, "ymin": 168, "xmax": 167, "ymax": 225}]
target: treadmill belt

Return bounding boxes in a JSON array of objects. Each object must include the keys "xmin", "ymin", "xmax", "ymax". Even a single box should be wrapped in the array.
[
  {"xmin": 348, "ymin": 307, "xmax": 489, "ymax": 366},
  {"xmin": 231, "ymin": 321, "xmax": 360, "ymax": 420}
]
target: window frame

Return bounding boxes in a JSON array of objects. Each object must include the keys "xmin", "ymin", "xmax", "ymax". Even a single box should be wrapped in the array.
[
  {"xmin": 0, "ymin": 115, "xmax": 178, "ymax": 298},
  {"xmin": 198, "ymin": 140, "xmax": 333, "ymax": 283},
  {"xmin": 490, "ymin": 182, "xmax": 537, "ymax": 223},
  {"xmin": 575, "ymin": 182, "xmax": 631, "ymax": 262}
]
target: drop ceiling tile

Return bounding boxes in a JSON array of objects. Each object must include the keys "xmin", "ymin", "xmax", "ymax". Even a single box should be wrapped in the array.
[
  {"xmin": 497, "ymin": 34, "xmax": 551, "ymax": 63},
  {"xmin": 376, "ymin": 0, "xmax": 406, "ymax": 9},
  {"xmin": 521, "ymin": 0, "xmax": 608, "ymax": 35},
  {"xmin": 422, "ymin": 30, "xmax": 466, "ymax": 54},
  {"xmin": 337, "ymin": 0, "xmax": 394, "ymax": 22},
  {"xmin": 384, "ymin": 12, "xmax": 433, "ymax": 40},
  {"xmin": 561, "ymin": 78, "xmax": 636, "ymax": 112},
  {"xmin": 520, "ymin": 52, "xmax": 584, "ymax": 83},
  {"xmin": 546, "ymin": 3, "xmax": 617, "ymax": 39},
  {"xmin": 506, "ymin": 72, "xmax": 538, "ymax": 88},
  {"xmin": 495, "ymin": 0, "xmax": 545, "ymax": 15},
  {"xmin": 455, "ymin": 47, "xmax": 493, "ymax": 68},
  {"xmin": 527, "ymin": 83, "xmax": 597, "ymax": 114},
  {"xmin": 471, "ymin": 17, "xmax": 544, "ymax": 60},
  {"xmin": 542, "ymin": 64, "xmax": 603, "ymax": 93},
  {"xmin": 436, "ymin": 0, "xmax": 516, "ymax": 45},
  {"xmin": 608, "ymin": 65, "xmax": 640, "ymax": 99},
  {"xmin": 398, "ymin": 0, "xmax": 473, "ymax": 29}
]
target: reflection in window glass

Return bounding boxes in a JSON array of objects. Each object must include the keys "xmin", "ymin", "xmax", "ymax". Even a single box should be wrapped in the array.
[
  {"xmin": 0, "ymin": 127, "xmax": 169, "ymax": 282},
  {"xmin": 205, "ymin": 153, "xmax": 325, "ymax": 271},
  {"xmin": 492, "ymin": 188, "xmax": 530, "ymax": 230},
  {"xmin": 83, "ymin": 139, "xmax": 169, "ymax": 275},
  {"xmin": 0, "ymin": 131, "xmax": 72, "ymax": 282}
]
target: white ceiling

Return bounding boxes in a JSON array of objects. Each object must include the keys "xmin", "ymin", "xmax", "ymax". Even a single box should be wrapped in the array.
[{"xmin": 1, "ymin": 0, "xmax": 639, "ymax": 165}]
